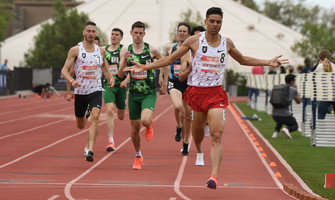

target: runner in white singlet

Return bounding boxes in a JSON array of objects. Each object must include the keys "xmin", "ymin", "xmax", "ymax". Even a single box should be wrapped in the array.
[
  {"xmin": 61, "ymin": 21, "xmax": 114, "ymax": 162},
  {"xmin": 126, "ymin": 7, "xmax": 289, "ymax": 189}
]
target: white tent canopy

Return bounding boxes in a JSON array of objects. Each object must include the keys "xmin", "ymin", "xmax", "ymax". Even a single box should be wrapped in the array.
[{"xmin": 1, "ymin": 0, "xmax": 303, "ymax": 72}]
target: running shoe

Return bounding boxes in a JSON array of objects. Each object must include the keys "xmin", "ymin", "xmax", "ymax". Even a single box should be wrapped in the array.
[
  {"xmin": 132, "ymin": 156, "xmax": 143, "ymax": 170},
  {"xmin": 281, "ymin": 127, "xmax": 292, "ymax": 139},
  {"xmin": 106, "ymin": 142, "xmax": 116, "ymax": 152},
  {"xmin": 195, "ymin": 152, "xmax": 204, "ymax": 166},
  {"xmin": 271, "ymin": 131, "xmax": 279, "ymax": 138},
  {"xmin": 206, "ymin": 175, "xmax": 217, "ymax": 189},
  {"xmin": 175, "ymin": 126, "xmax": 182, "ymax": 142},
  {"xmin": 85, "ymin": 151, "xmax": 94, "ymax": 162},
  {"xmin": 181, "ymin": 142, "xmax": 189, "ymax": 156},
  {"xmin": 145, "ymin": 121, "xmax": 154, "ymax": 141},
  {"xmin": 204, "ymin": 125, "xmax": 210, "ymax": 137},
  {"xmin": 84, "ymin": 147, "xmax": 89, "ymax": 156}
]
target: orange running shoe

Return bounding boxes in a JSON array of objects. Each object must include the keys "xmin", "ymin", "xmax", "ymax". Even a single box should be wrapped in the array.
[
  {"xmin": 206, "ymin": 175, "xmax": 217, "ymax": 189},
  {"xmin": 132, "ymin": 156, "xmax": 143, "ymax": 170},
  {"xmin": 145, "ymin": 121, "xmax": 154, "ymax": 141},
  {"xmin": 106, "ymin": 142, "xmax": 116, "ymax": 152}
]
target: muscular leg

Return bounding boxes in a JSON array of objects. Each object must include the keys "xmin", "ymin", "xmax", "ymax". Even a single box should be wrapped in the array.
[
  {"xmin": 87, "ymin": 107, "xmax": 101, "ymax": 152},
  {"xmin": 207, "ymin": 108, "xmax": 225, "ymax": 178},
  {"xmin": 117, "ymin": 108, "xmax": 125, "ymax": 120},
  {"xmin": 192, "ymin": 111, "xmax": 206, "ymax": 153},
  {"xmin": 130, "ymin": 119, "xmax": 141, "ymax": 152},
  {"xmin": 182, "ymin": 101, "xmax": 192, "ymax": 144},
  {"xmin": 169, "ymin": 89, "xmax": 184, "ymax": 128},
  {"xmin": 105, "ymin": 102, "xmax": 115, "ymax": 139},
  {"xmin": 141, "ymin": 108, "xmax": 154, "ymax": 128}
]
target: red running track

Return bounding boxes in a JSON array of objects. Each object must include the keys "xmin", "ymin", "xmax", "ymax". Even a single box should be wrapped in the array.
[{"xmin": 0, "ymin": 94, "xmax": 316, "ymax": 200}]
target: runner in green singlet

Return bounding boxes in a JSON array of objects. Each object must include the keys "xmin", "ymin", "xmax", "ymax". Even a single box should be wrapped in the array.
[
  {"xmin": 103, "ymin": 28, "xmax": 129, "ymax": 152},
  {"xmin": 118, "ymin": 21, "xmax": 168, "ymax": 170}
]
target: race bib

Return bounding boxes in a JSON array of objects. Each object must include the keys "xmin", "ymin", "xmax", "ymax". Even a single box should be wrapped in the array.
[
  {"xmin": 174, "ymin": 64, "xmax": 180, "ymax": 76},
  {"xmin": 201, "ymin": 56, "xmax": 221, "ymax": 73},
  {"xmin": 109, "ymin": 64, "xmax": 118, "ymax": 75},
  {"xmin": 132, "ymin": 71, "xmax": 147, "ymax": 79},
  {"xmin": 82, "ymin": 66, "xmax": 98, "ymax": 79}
]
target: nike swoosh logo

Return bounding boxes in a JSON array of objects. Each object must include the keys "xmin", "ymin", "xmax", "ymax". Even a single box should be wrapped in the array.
[
  {"xmin": 217, "ymin": 49, "xmax": 224, "ymax": 53},
  {"xmin": 141, "ymin": 55, "xmax": 149, "ymax": 59},
  {"xmin": 113, "ymin": 52, "xmax": 119, "ymax": 54}
]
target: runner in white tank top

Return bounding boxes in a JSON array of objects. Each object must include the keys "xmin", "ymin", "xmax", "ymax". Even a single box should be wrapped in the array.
[
  {"xmin": 74, "ymin": 42, "xmax": 103, "ymax": 95},
  {"xmin": 61, "ymin": 21, "xmax": 114, "ymax": 163},
  {"xmin": 191, "ymin": 31, "xmax": 227, "ymax": 87},
  {"xmin": 126, "ymin": 7, "xmax": 289, "ymax": 189}
]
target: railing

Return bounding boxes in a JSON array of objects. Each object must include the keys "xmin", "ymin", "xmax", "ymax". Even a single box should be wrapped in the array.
[{"xmin": 246, "ymin": 72, "xmax": 335, "ymax": 147}]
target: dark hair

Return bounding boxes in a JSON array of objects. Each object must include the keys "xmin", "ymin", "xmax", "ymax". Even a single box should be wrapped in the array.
[
  {"xmin": 191, "ymin": 26, "xmax": 206, "ymax": 35},
  {"xmin": 206, "ymin": 7, "xmax": 223, "ymax": 19},
  {"xmin": 304, "ymin": 57, "xmax": 311, "ymax": 66},
  {"xmin": 285, "ymin": 74, "xmax": 296, "ymax": 84},
  {"xmin": 112, "ymin": 28, "xmax": 124, "ymax": 37},
  {"xmin": 177, "ymin": 22, "xmax": 191, "ymax": 34},
  {"xmin": 131, "ymin": 21, "xmax": 146, "ymax": 31},
  {"xmin": 84, "ymin": 21, "xmax": 96, "ymax": 28},
  {"xmin": 94, "ymin": 36, "xmax": 100, "ymax": 43}
]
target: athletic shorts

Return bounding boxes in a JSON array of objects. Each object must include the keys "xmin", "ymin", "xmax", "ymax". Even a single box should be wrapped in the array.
[
  {"xmin": 128, "ymin": 92, "xmax": 157, "ymax": 120},
  {"xmin": 183, "ymin": 86, "xmax": 193, "ymax": 105},
  {"xmin": 188, "ymin": 86, "xmax": 228, "ymax": 113},
  {"xmin": 168, "ymin": 79, "xmax": 188, "ymax": 98},
  {"xmin": 75, "ymin": 91, "xmax": 102, "ymax": 118},
  {"xmin": 103, "ymin": 85, "xmax": 127, "ymax": 110}
]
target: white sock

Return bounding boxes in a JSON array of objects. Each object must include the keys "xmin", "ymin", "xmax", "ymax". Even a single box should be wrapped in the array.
[
  {"xmin": 136, "ymin": 151, "xmax": 142, "ymax": 157},
  {"xmin": 109, "ymin": 137, "xmax": 114, "ymax": 143}
]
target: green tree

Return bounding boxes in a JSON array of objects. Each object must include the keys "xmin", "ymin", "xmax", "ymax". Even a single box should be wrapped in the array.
[
  {"xmin": 233, "ymin": 0, "xmax": 259, "ymax": 11},
  {"xmin": 0, "ymin": 0, "xmax": 13, "ymax": 42},
  {"xmin": 291, "ymin": 22, "xmax": 335, "ymax": 63},
  {"xmin": 24, "ymin": 0, "xmax": 106, "ymax": 68},
  {"xmin": 168, "ymin": 8, "xmax": 205, "ymax": 42}
]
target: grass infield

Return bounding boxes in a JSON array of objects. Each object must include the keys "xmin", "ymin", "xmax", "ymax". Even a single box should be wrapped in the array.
[{"xmin": 236, "ymin": 102, "xmax": 335, "ymax": 200}]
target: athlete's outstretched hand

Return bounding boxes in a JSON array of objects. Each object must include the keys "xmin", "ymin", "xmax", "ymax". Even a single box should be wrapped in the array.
[
  {"xmin": 269, "ymin": 55, "xmax": 289, "ymax": 68},
  {"xmin": 123, "ymin": 61, "xmax": 143, "ymax": 73}
]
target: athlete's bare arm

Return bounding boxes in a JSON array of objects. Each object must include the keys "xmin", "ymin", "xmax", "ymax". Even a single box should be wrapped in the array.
[
  {"xmin": 179, "ymin": 52, "xmax": 192, "ymax": 82},
  {"xmin": 125, "ymin": 35, "xmax": 199, "ymax": 73},
  {"xmin": 118, "ymin": 47, "xmax": 131, "ymax": 79},
  {"xmin": 66, "ymin": 66, "xmax": 75, "ymax": 102},
  {"xmin": 100, "ymin": 48, "xmax": 115, "ymax": 88},
  {"xmin": 61, "ymin": 46, "xmax": 81, "ymax": 88},
  {"xmin": 227, "ymin": 37, "xmax": 289, "ymax": 68},
  {"xmin": 150, "ymin": 45, "xmax": 168, "ymax": 95}
]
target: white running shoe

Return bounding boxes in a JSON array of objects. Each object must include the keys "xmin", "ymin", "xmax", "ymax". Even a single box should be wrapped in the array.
[
  {"xmin": 204, "ymin": 125, "xmax": 210, "ymax": 137},
  {"xmin": 84, "ymin": 147, "xmax": 89, "ymax": 156},
  {"xmin": 195, "ymin": 152, "xmax": 204, "ymax": 166},
  {"xmin": 271, "ymin": 131, "xmax": 279, "ymax": 138},
  {"xmin": 281, "ymin": 127, "xmax": 292, "ymax": 139}
]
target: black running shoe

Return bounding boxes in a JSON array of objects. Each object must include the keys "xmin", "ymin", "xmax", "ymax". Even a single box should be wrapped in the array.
[
  {"xmin": 85, "ymin": 105, "xmax": 90, "ymax": 119},
  {"xmin": 175, "ymin": 126, "xmax": 182, "ymax": 142},
  {"xmin": 181, "ymin": 142, "xmax": 189, "ymax": 156},
  {"xmin": 85, "ymin": 151, "xmax": 94, "ymax": 162}
]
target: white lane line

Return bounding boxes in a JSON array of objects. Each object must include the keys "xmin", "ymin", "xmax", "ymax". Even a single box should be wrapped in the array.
[
  {"xmin": 47, "ymin": 195, "xmax": 59, "ymax": 200},
  {"xmin": 0, "ymin": 107, "xmax": 72, "ymax": 125},
  {"xmin": 64, "ymin": 104, "xmax": 174, "ymax": 200},
  {"xmin": 0, "ymin": 118, "xmax": 69, "ymax": 140},
  {"xmin": 0, "ymin": 101, "xmax": 66, "ymax": 115},
  {"xmin": 232, "ymin": 104, "xmax": 319, "ymax": 197},
  {"xmin": 228, "ymin": 105, "xmax": 283, "ymax": 189},
  {"xmin": 173, "ymin": 137, "xmax": 193, "ymax": 200}
]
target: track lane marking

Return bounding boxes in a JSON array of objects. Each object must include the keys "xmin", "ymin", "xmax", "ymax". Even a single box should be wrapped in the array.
[{"xmin": 64, "ymin": 104, "xmax": 174, "ymax": 200}]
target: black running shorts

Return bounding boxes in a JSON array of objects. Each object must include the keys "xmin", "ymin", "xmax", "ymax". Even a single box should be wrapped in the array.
[{"xmin": 74, "ymin": 91, "xmax": 102, "ymax": 118}]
